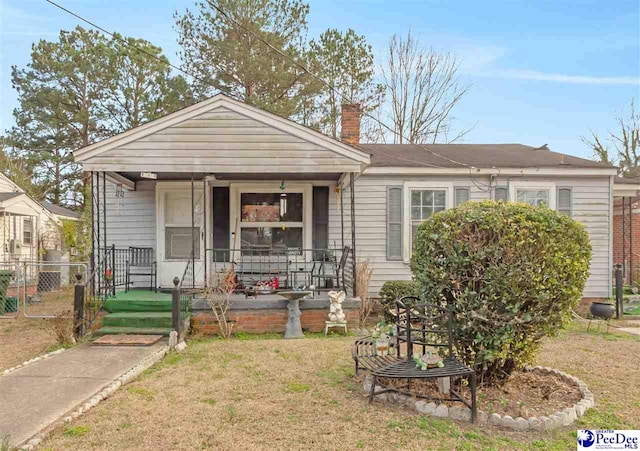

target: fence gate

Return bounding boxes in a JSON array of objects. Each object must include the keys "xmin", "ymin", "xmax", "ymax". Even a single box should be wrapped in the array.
[
  {"xmin": 0, "ymin": 262, "xmax": 21, "ymax": 319},
  {"xmin": 0, "ymin": 261, "xmax": 88, "ymax": 319}
]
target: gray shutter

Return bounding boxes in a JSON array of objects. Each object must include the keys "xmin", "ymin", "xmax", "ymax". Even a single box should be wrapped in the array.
[
  {"xmin": 387, "ymin": 186, "xmax": 403, "ymax": 260},
  {"xmin": 557, "ymin": 187, "xmax": 572, "ymax": 216},
  {"xmin": 494, "ymin": 186, "xmax": 508, "ymax": 202},
  {"xmin": 312, "ymin": 186, "xmax": 329, "ymax": 259},
  {"xmin": 455, "ymin": 187, "xmax": 470, "ymax": 206}
]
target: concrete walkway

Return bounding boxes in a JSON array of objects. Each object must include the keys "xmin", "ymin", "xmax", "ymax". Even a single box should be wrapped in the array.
[{"xmin": 0, "ymin": 342, "xmax": 166, "ymax": 448}]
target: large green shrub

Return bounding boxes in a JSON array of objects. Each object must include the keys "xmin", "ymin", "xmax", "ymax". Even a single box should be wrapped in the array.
[
  {"xmin": 411, "ymin": 201, "xmax": 591, "ymax": 385},
  {"xmin": 379, "ymin": 280, "xmax": 418, "ymax": 320}
]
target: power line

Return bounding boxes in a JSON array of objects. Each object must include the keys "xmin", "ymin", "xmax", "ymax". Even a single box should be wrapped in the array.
[
  {"xmin": 44, "ymin": 0, "xmax": 236, "ymax": 98},
  {"xmin": 203, "ymin": 0, "xmax": 479, "ymax": 172},
  {"xmin": 44, "ymin": 0, "xmax": 487, "ymax": 176}
]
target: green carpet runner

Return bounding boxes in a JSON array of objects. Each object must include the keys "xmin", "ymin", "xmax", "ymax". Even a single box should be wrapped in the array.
[{"xmin": 95, "ymin": 290, "xmax": 181, "ymax": 337}]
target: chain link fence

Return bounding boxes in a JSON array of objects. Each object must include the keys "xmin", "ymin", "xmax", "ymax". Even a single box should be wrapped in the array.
[{"xmin": 0, "ymin": 261, "xmax": 88, "ymax": 319}]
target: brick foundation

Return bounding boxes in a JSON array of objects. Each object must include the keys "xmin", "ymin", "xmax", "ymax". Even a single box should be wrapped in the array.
[{"xmin": 193, "ymin": 307, "xmax": 359, "ymax": 335}]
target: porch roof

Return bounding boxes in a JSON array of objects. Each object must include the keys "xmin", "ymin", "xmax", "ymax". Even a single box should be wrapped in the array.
[{"xmin": 74, "ymin": 94, "xmax": 370, "ymax": 176}]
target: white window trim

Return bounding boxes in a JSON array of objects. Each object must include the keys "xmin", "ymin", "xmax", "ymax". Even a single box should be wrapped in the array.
[
  {"xmin": 403, "ymin": 182, "xmax": 454, "ymax": 263},
  {"xmin": 22, "ymin": 218, "xmax": 33, "ymax": 246},
  {"xmin": 229, "ymin": 183, "xmax": 313, "ymax": 256},
  {"xmin": 509, "ymin": 181, "xmax": 556, "ymax": 209}
]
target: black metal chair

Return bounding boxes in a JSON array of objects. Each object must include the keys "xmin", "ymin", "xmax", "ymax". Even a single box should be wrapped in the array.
[
  {"xmin": 125, "ymin": 247, "xmax": 157, "ymax": 292},
  {"xmin": 311, "ymin": 246, "xmax": 351, "ymax": 294},
  {"xmin": 365, "ymin": 296, "xmax": 477, "ymax": 422}
]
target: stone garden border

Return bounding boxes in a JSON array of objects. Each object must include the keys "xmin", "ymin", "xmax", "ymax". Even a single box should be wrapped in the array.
[
  {"xmin": 363, "ymin": 365, "xmax": 594, "ymax": 431},
  {"xmin": 2, "ymin": 347, "xmax": 67, "ymax": 376},
  {"xmin": 18, "ymin": 345, "xmax": 170, "ymax": 451}
]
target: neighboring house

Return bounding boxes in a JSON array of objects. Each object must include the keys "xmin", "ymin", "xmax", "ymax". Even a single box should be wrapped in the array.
[
  {"xmin": 0, "ymin": 173, "xmax": 78, "ymax": 263},
  {"xmin": 611, "ymin": 177, "xmax": 640, "ymax": 284},
  {"xmin": 74, "ymin": 93, "xmax": 617, "ymax": 301}
]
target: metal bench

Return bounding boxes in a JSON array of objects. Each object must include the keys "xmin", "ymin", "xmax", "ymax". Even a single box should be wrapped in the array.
[
  {"xmin": 353, "ymin": 296, "xmax": 477, "ymax": 422},
  {"xmin": 125, "ymin": 247, "xmax": 157, "ymax": 292}
]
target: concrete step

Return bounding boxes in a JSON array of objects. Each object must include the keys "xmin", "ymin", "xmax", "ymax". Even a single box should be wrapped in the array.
[
  {"xmin": 102, "ymin": 312, "xmax": 173, "ymax": 329},
  {"xmin": 94, "ymin": 326, "xmax": 173, "ymax": 337}
]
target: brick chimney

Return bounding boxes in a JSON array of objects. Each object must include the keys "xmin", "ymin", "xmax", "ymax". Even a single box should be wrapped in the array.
[{"xmin": 341, "ymin": 104, "xmax": 361, "ymax": 146}]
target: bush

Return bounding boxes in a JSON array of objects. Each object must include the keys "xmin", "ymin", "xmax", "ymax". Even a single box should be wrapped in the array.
[
  {"xmin": 379, "ymin": 280, "xmax": 418, "ymax": 320},
  {"xmin": 411, "ymin": 201, "xmax": 591, "ymax": 385}
]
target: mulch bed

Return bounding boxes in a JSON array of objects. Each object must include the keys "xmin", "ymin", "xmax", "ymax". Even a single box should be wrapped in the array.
[{"xmin": 378, "ymin": 370, "xmax": 582, "ymax": 418}]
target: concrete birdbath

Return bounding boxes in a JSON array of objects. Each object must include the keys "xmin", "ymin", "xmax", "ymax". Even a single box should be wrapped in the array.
[{"xmin": 279, "ymin": 291, "xmax": 311, "ymax": 339}]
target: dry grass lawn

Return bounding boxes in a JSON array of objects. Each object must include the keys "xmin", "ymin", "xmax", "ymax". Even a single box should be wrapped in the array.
[
  {"xmin": 38, "ymin": 322, "xmax": 640, "ymax": 451},
  {"xmin": 0, "ymin": 288, "xmax": 75, "ymax": 370}
]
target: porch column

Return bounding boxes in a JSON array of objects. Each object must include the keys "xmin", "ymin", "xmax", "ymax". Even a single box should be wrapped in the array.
[
  {"xmin": 350, "ymin": 172, "xmax": 357, "ymax": 298},
  {"xmin": 630, "ymin": 197, "xmax": 634, "ymax": 284},
  {"xmin": 623, "ymin": 197, "xmax": 626, "ymax": 283}
]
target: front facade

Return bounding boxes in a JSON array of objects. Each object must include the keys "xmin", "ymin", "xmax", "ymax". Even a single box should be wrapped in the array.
[{"xmin": 75, "ymin": 94, "xmax": 617, "ymax": 301}]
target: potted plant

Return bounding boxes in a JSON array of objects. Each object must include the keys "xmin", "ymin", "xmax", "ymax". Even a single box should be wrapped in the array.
[{"xmin": 372, "ymin": 320, "xmax": 395, "ymax": 356}]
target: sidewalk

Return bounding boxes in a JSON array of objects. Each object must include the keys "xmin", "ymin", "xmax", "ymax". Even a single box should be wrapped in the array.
[{"xmin": 0, "ymin": 341, "xmax": 166, "ymax": 448}]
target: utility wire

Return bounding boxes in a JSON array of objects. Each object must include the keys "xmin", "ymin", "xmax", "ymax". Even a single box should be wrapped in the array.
[{"xmin": 44, "ymin": 0, "xmax": 490, "ymax": 178}]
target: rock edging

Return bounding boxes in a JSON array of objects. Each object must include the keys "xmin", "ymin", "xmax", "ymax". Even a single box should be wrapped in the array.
[
  {"xmin": 2, "ymin": 348, "xmax": 67, "ymax": 376},
  {"xmin": 18, "ymin": 345, "xmax": 170, "ymax": 451},
  {"xmin": 363, "ymin": 365, "xmax": 593, "ymax": 431}
]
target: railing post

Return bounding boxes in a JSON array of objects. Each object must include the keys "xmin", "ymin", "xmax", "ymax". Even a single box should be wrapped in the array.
[
  {"xmin": 615, "ymin": 263, "xmax": 623, "ymax": 319},
  {"xmin": 73, "ymin": 273, "xmax": 84, "ymax": 339},
  {"xmin": 172, "ymin": 276, "xmax": 180, "ymax": 334},
  {"xmin": 111, "ymin": 244, "xmax": 116, "ymax": 296}
]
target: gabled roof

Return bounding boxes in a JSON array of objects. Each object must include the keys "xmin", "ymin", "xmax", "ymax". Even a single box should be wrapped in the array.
[
  {"xmin": 360, "ymin": 144, "xmax": 614, "ymax": 169},
  {"xmin": 74, "ymin": 93, "xmax": 370, "ymax": 173},
  {"xmin": 0, "ymin": 192, "xmax": 22, "ymax": 202}
]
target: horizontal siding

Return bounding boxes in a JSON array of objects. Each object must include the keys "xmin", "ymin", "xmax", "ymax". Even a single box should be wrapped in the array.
[
  {"xmin": 102, "ymin": 181, "xmax": 156, "ymax": 250},
  {"xmin": 330, "ymin": 174, "xmax": 611, "ymax": 299},
  {"xmin": 84, "ymin": 106, "xmax": 359, "ymax": 171}
]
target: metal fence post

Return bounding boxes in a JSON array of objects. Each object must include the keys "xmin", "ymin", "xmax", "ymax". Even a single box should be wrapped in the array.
[
  {"xmin": 615, "ymin": 264, "xmax": 623, "ymax": 319},
  {"xmin": 74, "ymin": 273, "xmax": 85, "ymax": 339},
  {"xmin": 172, "ymin": 277, "xmax": 180, "ymax": 334}
]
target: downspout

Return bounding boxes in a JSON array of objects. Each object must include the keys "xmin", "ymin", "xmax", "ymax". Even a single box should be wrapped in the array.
[
  {"xmin": 191, "ymin": 173, "xmax": 195, "ymax": 289},
  {"xmin": 90, "ymin": 171, "xmax": 95, "ymax": 277},
  {"xmin": 203, "ymin": 176, "xmax": 207, "ymax": 289}
]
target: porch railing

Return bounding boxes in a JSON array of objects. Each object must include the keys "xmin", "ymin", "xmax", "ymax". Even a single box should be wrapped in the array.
[
  {"xmin": 205, "ymin": 247, "xmax": 353, "ymax": 294},
  {"xmin": 172, "ymin": 253, "xmax": 194, "ymax": 340}
]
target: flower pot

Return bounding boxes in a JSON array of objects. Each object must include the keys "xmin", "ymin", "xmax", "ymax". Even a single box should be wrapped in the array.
[
  {"xmin": 590, "ymin": 301, "xmax": 615, "ymax": 320},
  {"xmin": 375, "ymin": 338, "xmax": 390, "ymax": 356}
]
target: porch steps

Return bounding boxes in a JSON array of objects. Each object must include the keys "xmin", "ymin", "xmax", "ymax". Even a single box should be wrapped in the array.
[
  {"xmin": 102, "ymin": 311, "xmax": 173, "ymax": 329},
  {"xmin": 103, "ymin": 299, "xmax": 173, "ymax": 313},
  {"xmin": 94, "ymin": 326, "xmax": 173, "ymax": 337},
  {"xmin": 94, "ymin": 289, "xmax": 183, "ymax": 338}
]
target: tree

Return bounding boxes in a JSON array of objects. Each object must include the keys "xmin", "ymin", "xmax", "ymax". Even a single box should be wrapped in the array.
[
  {"xmin": 0, "ymin": 137, "xmax": 42, "ymax": 199},
  {"xmin": 381, "ymin": 31, "xmax": 470, "ymax": 144},
  {"xmin": 309, "ymin": 29, "xmax": 383, "ymax": 138},
  {"xmin": 175, "ymin": 0, "xmax": 316, "ymax": 119},
  {"xmin": 7, "ymin": 26, "xmax": 194, "ymax": 206},
  {"xmin": 104, "ymin": 35, "xmax": 195, "ymax": 131},
  {"xmin": 583, "ymin": 99, "xmax": 640, "ymax": 176}
]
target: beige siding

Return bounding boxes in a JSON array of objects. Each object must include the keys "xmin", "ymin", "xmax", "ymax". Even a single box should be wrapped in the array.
[
  {"xmin": 330, "ymin": 174, "xmax": 611, "ymax": 299},
  {"xmin": 84, "ymin": 107, "xmax": 361, "ymax": 173},
  {"xmin": 102, "ymin": 181, "xmax": 157, "ymax": 250}
]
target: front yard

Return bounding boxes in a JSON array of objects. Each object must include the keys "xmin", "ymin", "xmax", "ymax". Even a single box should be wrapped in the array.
[{"xmin": 37, "ymin": 322, "xmax": 640, "ymax": 451}]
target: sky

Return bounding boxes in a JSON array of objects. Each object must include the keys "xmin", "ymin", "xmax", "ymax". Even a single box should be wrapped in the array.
[{"xmin": 0, "ymin": 0, "xmax": 639, "ymax": 160}]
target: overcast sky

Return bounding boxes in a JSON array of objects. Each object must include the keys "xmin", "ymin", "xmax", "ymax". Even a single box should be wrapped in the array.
[{"xmin": 1, "ymin": 0, "xmax": 638, "ymax": 159}]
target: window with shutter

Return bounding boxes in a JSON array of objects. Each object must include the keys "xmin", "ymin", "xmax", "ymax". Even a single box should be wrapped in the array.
[
  {"xmin": 455, "ymin": 187, "xmax": 470, "ymax": 206},
  {"xmin": 387, "ymin": 186, "xmax": 402, "ymax": 260},
  {"xmin": 557, "ymin": 187, "xmax": 572, "ymax": 216},
  {"xmin": 494, "ymin": 186, "xmax": 508, "ymax": 202}
]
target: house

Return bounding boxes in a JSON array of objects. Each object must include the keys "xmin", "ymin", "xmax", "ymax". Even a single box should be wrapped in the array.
[
  {"xmin": 0, "ymin": 173, "xmax": 79, "ymax": 263},
  {"xmin": 73, "ymin": 94, "xmax": 617, "ymax": 334},
  {"xmin": 611, "ymin": 177, "xmax": 640, "ymax": 284}
]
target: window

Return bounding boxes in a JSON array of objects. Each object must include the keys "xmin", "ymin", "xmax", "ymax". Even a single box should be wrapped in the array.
[
  {"xmin": 23, "ymin": 218, "xmax": 32, "ymax": 245},
  {"xmin": 410, "ymin": 189, "xmax": 447, "ymax": 248},
  {"xmin": 509, "ymin": 182, "xmax": 556, "ymax": 209},
  {"xmin": 239, "ymin": 191, "xmax": 304, "ymax": 251},
  {"xmin": 516, "ymin": 189, "xmax": 550, "ymax": 207},
  {"xmin": 162, "ymin": 190, "xmax": 202, "ymax": 261}
]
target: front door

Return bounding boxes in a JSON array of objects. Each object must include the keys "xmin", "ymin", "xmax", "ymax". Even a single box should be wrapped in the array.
[{"xmin": 157, "ymin": 184, "xmax": 204, "ymax": 287}]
